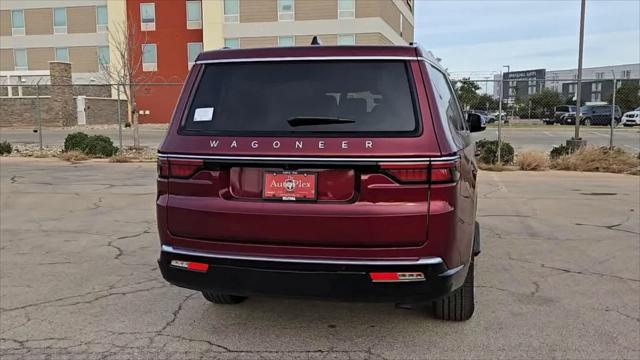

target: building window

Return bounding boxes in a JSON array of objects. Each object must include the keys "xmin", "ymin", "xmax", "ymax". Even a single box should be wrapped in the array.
[
  {"xmin": 142, "ymin": 44, "xmax": 157, "ymax": 71},
  {"xmin": 621, "ymin": 70, "xmax": 631, "ymax": 79},
  {"xmin": 616, "ymin": 80, "xmax": 622, "ymax": 89},
  {"xmin": 338, "ymin": 0, "xmax": 355, "ymax": 19},
  {"xmin": 55, "ymin": 47, "xmax": 69, "ymax": 62},
  {"xmin": 591, "ymin": 93, "xmax": 601, "ymax": 102},
  {"xmin": 278, "ymin": 0, "xmax": 294, "ymax": 21},
  {"xmin": 595, "ymin": 72, "xmax": 604, "ymax": 80},
  {"xmin": 224, "ymin": 38, "xmax": 239, "ymax": 48},
  {"xmin": 278, "ymin": 36, "xmax": 294, "ymax": 47},
  {"xmin": 528, "ymin": 80, "xmax": 537, "ymax": 95},
  {"xmin": 98, "ymin": 46, "xmax": 110, "ymax": 66},
  {"xmin": 187, "ymin": 42, "xmax": 202, "ymax": 69},
  {"xmin": 53, "ymin": 8, "xmax": 67, "ymax": 34},
  {"xmin": 186, "ymin": 1, "xmax": 202, "ymax": 29},
  {"xmin": 568, "ymin": 84, "xmax": 576, "ymax": 93},
  {"xmin": 140, "ymin": 3, "xmax": 156, "ymax": 31},
  {"xmin": 11, "ymin": 10, "xmax": 25, "ymax": 36},
  {"xmin": 224, "ymin": 0, "xmax": 239, "ymax": 23},
  {"xmin": 96, "ymin": 5, "xmax": 108, "ymax": 32},
  {"xmin": 591, "ymin": 82, "xmax": 602, "ymax": 92},
  {"xmin": 14, "ymin": 49, "xmax": 27, "ymax": 70},
  {"xmin": 337, "ymin": 34, "xmax": 355, "ymax": 45}
]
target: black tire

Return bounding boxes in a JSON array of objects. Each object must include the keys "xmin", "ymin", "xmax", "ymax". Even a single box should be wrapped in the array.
[
  {"xmin": 432, "ymin": 260, "xmax": 475, "ymax": 321},
  {"xmin": 201, "ymin": 291, "xmax": 247, "ymax": 304}
]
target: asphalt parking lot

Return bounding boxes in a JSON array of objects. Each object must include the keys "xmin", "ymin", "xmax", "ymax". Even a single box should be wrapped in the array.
[
  {"xmin": 1, "ymin": 159, "xmax": 639, "ymax": 359},
  {"xmin": 1, "ymin": 124, "xmax": 639, "ymax": 153}
]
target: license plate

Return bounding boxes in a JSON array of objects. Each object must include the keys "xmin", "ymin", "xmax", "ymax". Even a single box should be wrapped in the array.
[{"xmin": 263, "ymin": 171, "xmax": 317, "ymax": 201}]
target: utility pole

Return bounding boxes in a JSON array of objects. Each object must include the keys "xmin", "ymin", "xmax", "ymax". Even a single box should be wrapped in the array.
[{"xmin": 570, "ymin": 0, "xmax": 587, "ymax": 149}]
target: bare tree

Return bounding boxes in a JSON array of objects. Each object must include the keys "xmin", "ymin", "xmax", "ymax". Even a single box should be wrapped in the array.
[{"xmin": 99, "ymin": 21, "xmax": 151, "ymax": 149}]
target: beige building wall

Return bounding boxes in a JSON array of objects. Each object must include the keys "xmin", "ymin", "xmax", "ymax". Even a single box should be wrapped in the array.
[
  {"xmin": 0, "ymin": 11, "xmax": 11, "ymax": 36},
  {"xmin": 223, "ymin": 0, "xmax": 414, "ymax": 48},
  {"xmin": 68, "ymin": 6, "xmax": 97, "ymax": 34},
  {"xmin": 24, "ymin": 8, "xmax": 53, "ymax": 35},
  {"xmin": 0, "ymin": 49, "xmax": 14, "ymax": 71},
  {"xmin": 296, "ymin": 0, "xmax": 337, "ymax": 21},
  {"xmin": 239, "ymin": 0, "xmax": 277, "ymax": 23},
  {"xmin": 26, "ymin": 47, "xmax": 54, "ymax": 70},
  {"xmin": 240, "ymin": 36, "xmax": 278, "ymax": 49},
  {"xmin": 69, "ymin": 46, "xmax": 99, "ymax": 72},
  {"xmin": 202, "ymin": 0, "xmax": 224, "ymax": 50}
]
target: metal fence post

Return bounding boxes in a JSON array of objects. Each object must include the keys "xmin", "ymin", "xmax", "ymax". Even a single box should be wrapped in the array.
[
  {"xmin": 116, "ymin": 84, "xmax": 123, "ymax": 153},
  {"xmin": 36, "ymin": 81, "xmax": 43, "ymax": 151},
  {"xmin": 497, "ymin": 77, "xmax": 504, "ymax": 164},
  {"xmin": 610, "ymin": 71, "xmax": 617, "ymax": 150}
]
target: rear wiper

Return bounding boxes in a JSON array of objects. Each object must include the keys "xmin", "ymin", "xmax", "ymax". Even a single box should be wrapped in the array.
[{"xmin": 287, "ymin": 116, "xmax": 355, "ymax": 127}]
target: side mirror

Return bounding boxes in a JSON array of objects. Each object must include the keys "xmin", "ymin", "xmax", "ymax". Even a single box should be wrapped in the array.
[{"xmin": 467, "ymin": 113, "xmax": 485, "ymax": 133}]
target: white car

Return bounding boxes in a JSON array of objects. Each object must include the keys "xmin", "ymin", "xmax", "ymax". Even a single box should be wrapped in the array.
[{"xmin": 621, "ymin": 107, "xmax": 640, "ymax": 127}]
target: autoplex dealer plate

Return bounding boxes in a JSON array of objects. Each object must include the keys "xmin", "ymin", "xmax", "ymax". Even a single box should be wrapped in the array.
[{"xmin": 263, "ymin": 171, "xmax": 317, "ymax": 201}]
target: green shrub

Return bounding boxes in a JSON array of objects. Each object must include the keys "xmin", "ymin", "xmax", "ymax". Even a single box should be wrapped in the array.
[
  {"xmin": 64, "ymin": 132, "xmax": 89, "ymax": 152},
  {"xmin": 549, "ymin": 144, "xmax": 572, "ymax": 160},
  {"xmin": 476, "ymin": 139, "xmax": 514, "ymax": 165},
  {"xmin": 83, "ymin": 135, "xmax": 117, "ymax": 157},
  {"xmin": 0, "ymin": 141, "xmax": 12, "ymax": 155}
]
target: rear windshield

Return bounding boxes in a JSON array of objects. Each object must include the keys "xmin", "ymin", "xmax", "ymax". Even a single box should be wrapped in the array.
[{"xmin": 181, "ymin": 61, "xmax": 419, "ymax": 136}]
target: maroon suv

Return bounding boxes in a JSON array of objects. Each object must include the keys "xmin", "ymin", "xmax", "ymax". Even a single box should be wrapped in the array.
[{"xmin": 157, "ymin": 45, "xmax": 484, "ymax": 321}]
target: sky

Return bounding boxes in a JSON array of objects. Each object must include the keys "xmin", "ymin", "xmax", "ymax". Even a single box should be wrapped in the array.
[{"xmin": 414, "ymin": 0, "xmax": 640, "ymax": 79}]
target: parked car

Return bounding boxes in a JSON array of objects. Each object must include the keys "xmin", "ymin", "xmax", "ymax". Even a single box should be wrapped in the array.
[
  {"xmin": 563, "ymin": 105, "xmax": 622, "ymax": 126},
  {"xmin": 621, "ymin": 107, "xmax": 640, "ymax": 127},
  {"xmin": 157, "ymin": 45, "xmax": 483, "ymax": 321},
  {"xmin": 488, "ymin": 110, "xmax": 508, "ymax": 124},
  {"xmin": 468, "ymin": 110, "xmax": 491, "ymax": 127},
  {"xmin": 551, "ymin": 105, "xmax": 576, "ymax": 125}
]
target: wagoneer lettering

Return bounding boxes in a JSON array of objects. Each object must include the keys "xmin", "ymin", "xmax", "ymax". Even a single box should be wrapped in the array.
[{"xmin": 158, "ymin": 45, "xmax": 484, "ymax": 321}]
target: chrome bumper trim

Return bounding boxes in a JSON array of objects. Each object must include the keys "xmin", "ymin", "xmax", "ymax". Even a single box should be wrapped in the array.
[{"xmin": 161, "ymin": 245, "xmax": 444, "ymax": 266}]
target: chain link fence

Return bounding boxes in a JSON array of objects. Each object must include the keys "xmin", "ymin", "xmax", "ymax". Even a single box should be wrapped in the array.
[
  {"xmin": 1, "ymin": 76, "xmax": 639, "ymax": 154},
  {"xmin": 0, "ymin": 80, "xmax": 184, "ymax": 153}
]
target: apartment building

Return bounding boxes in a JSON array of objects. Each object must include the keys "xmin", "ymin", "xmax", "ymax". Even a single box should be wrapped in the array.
[
  {"xmin": 214, "ymin": 0, "xmax": 414, "ymax": 49},
  {"xmin": 494, "ymin": 64, "xmax": 640, "ymax": 103},
  {"xmin": 2, "ymin": 0, "xmax": 415, "ymax": 123},
  {"xmin": 0, "ymin": 0, "xmax": 110, "ymax": 83}
]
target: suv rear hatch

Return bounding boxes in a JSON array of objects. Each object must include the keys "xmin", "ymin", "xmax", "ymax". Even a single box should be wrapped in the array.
[{"xmin": 162, "ymin": 59, "xmax": 444, "ymax": 248}]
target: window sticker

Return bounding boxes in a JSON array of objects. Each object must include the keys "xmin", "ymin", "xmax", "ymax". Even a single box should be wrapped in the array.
[{"xmin": 194, "ymin": 107, "xmax": 214, "ymax": 122}]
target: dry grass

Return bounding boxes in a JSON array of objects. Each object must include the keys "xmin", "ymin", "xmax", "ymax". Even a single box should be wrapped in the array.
[
  {"xmin": 551, "ymin": 147, "xmax": 640, "ymax": 174},
  {"xmin": 477, "ymin": 163, "xmax": 516, "ymax": 172},
  {"xmin": 516, "ymin": 151, "xmax": 550, "ymax": 171},
  {"xmin": 59, "ymin": 151, "xmax": 88, "ymax": 162},
  {"xmin": 109, "ymin": 154, "xmax": 132, "ymax": 163}
]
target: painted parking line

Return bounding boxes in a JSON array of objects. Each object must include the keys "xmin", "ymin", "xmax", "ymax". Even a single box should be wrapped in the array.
[
  {"xmin": 588, "ymin": 131, "xmax": 609, "ymax": 138},
  {"xmin": 543, "ymin": 131, "xmax": 553, "ymax": 137}
]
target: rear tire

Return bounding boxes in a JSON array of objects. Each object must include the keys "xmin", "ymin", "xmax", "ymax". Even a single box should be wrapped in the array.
[
  {"xmin": 202, "ymin": 291, "xmax": 247, "ymax": 304},
  {"xmin": 432, "ymin": 260, "xmax": 475, "ymax": 321}
]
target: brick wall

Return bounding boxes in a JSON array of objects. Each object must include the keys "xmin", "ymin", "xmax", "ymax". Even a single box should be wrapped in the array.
[
  {"xmin": 85, "ymin": 98, "xmax": 127, "ymax": 125},
  {"xmin": 0, "ymin": 97, "xmax": 53, "ymax": 127}
]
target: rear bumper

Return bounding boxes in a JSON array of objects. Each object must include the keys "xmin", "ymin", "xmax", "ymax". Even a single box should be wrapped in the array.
[{"xmin": 158, "ymin": 245, "xmax": 468, "ymax": 303}]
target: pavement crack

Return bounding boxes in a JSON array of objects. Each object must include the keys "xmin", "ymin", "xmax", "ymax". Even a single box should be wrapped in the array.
[
  {"xmin": 54, "ymin": 285, "xmax": 167, "ymax": 308},
  {"xmin": 117, "ymin": 228, "xmax": 151, "ymax": 240},
  {"xmin": 541, "ymin": 264, "xmax": 640, "ymax": 283}
]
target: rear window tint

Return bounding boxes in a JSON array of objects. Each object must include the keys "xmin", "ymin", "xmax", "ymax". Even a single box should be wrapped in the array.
[{"xmin": 181, "ymin": 61, "xmax": 419, "ymax": 136}]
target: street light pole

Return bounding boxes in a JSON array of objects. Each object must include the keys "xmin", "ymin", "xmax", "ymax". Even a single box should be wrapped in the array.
[
  {"xmin": 610, "ymin": 70, "xmax": 617, "ymax": 149},
  {"xmin": 573, "ymin": 0, "xmax": 586, "ymax": 145}
]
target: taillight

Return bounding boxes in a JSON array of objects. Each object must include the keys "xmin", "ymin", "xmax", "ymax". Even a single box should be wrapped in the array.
[
  {"xmin": 157, "ymin": 158, "xmax": 169, "ymax": 178},
  {"xmin": 157, "ymin": 158, "xmax": 203, "ymax": 179},
  {"xmin": 380, "ymin": 160, "xmax": 458, "ymax": 184}
]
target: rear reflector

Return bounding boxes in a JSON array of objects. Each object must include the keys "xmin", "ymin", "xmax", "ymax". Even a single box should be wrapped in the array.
[
  {"xmin": 170, "ymin": 260, "xmax": 209, "ymax": 272},
  {"xmin": 369, "ymin": 272, "xmax": 425, "ymax": 282}
]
